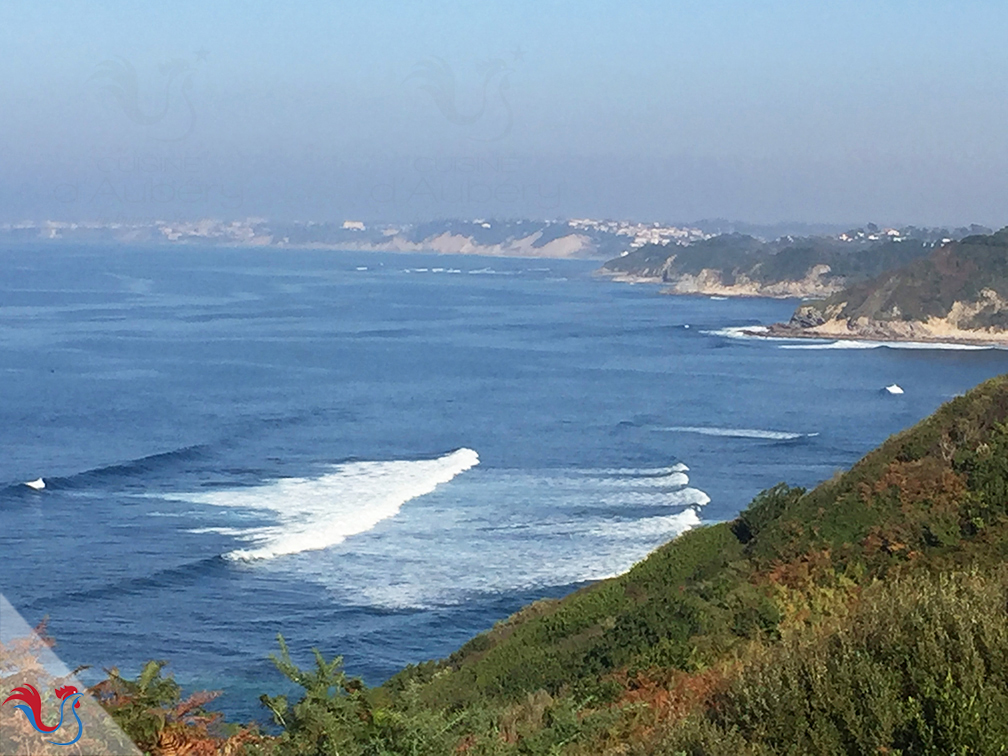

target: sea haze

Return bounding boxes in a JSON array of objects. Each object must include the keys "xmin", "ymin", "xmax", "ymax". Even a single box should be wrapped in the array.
[{"xmin": 2, "ymin": 244, "xmax": 1008, "ymax": 720}]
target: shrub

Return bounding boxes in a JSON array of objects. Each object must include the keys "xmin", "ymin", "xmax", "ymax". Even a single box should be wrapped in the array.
[{"xmin": 656, "ymin": 568, "xmax": 1008, "ymax": 755}]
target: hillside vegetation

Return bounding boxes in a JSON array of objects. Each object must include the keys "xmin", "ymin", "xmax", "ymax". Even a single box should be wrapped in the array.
[
  {"xmin": 16, "ymin": 374, "xmax": 1008, "ymax": 754},
  {"xmin": 778, "ymin": 228, "xmax": 1008, "ymax": 342},
  {"xmin": 599, "ymin": 232, "xmax": 936, "ymax": 298}
]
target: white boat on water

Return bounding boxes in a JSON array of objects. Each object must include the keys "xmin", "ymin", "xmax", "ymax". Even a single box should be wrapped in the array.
[
  {"xmin": 885, "ymin": 384, "xmax": 904, "ymax": 395},
  {"xmin": 24, "ymin": 478, "xmax": 45, "ymax": 490}
]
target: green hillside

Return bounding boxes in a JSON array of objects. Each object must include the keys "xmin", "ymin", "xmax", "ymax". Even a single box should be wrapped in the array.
[
  {"xmin": 792, "ymin": 229, "xmax": 1008, "ymax": 331},
  {"xmin": 600, "ymin": 233, "xmax": 933, "ymax": 292}
]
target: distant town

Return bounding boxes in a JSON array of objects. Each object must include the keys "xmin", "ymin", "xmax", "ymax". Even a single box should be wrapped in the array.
[{"xmin": 0, "ymin": 217, "xmax": 991, "ymax": 259}]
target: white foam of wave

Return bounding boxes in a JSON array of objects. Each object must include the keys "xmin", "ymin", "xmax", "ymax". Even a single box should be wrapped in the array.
[
  {"xmin": 657, "ymin": 426, "xmax": 816, "ymax": 441},
  {"xmin": 354, "ymin": 507, "xmax": 705, "ymax": 608},
  {"xmin": 524, "ymin": 471, "xmax": 708, "ymax": 505},
  {"xmin": 701, "ymin": 325, "xmax": 774, "ymax": 340},
  {"xmin": 778, "ymin": 339, "xmax": 998, "ymax": 351},
  {"xmin": 592, "ymin": 488, "xmax": 710, "ymax": 507},
  {"xmin": 577, "ymin": 462, "xmax": 689, "ymax": 476},
  {"xmin": 180, "ymin": 449, "xmax": 479, "ymax": 561},
  {"xmin": 552, "ymin": 467, "xmax": 705, "ymax": 502},
  {"xmin": 278, "ymin": 462, "xmax": 711, "ymax": 610},
  {"xmin": 593, "ymin": 471, "xmax": 691, "ymax": 488},
  {"xmin": 669, "ymin": 488, "xmax": 710, "ymax": 506},
  {"xmin": 588, "ymin": 509, "xmax": 703, "ymax": 539}
]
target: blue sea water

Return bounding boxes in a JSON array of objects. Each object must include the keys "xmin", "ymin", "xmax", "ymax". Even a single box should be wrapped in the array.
[{"xmin": 2, "ymin": 244, "xmax": 1008, "ymax": 721}]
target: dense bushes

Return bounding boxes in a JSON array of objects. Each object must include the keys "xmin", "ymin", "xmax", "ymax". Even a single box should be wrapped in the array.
[
  {"xmin": 92, "ymin": 660, "xmax": 256, "ymax": 755},
  {"xmin": 657, "ymin": 569, "xmax": 1008, "ymax": 755}
]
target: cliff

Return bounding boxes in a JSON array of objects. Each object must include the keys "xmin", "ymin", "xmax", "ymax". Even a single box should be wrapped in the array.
[{"xmin": 772, "ymin": 228, "xmax": 1008, "ymax": 344}]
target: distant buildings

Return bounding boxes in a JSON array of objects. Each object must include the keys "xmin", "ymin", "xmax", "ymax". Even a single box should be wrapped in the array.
[{"xmin": 567, "ymin": 218, "xmax": 710, "ymax": 248}]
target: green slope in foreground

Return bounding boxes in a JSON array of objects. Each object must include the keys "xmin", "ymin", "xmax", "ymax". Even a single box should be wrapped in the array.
[{"xmin": 91, "ymin": 375, "xmax": 1008, "ymax": 755}]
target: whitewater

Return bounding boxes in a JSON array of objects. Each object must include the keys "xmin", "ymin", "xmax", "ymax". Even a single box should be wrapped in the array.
[{"xmin": 181, "ymin": 448, "xmax": 480, "ymax": 561}]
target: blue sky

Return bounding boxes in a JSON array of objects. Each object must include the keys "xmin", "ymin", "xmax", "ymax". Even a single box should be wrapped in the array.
[{"xmin": 1, "ymin": 1, "xmax": 1006, "ymax": 225}]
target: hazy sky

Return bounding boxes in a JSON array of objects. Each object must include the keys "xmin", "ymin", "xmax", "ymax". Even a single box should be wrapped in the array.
[{"xmin": 2, "ymin": 1, "xmax": 1007, "ymax": 226}]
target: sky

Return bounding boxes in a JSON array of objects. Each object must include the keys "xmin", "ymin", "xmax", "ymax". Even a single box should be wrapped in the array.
[{"xmin": 1, "ymin": 0, "xmax": 1007, "ymax": 227}]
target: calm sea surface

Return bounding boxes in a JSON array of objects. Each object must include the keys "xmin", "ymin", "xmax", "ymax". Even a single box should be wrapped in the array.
[{"xmin": 3, "ymin": 245, "xmax": 1007, "ymax": 719}]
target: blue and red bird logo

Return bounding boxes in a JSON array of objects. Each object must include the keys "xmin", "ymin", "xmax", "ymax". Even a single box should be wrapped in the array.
[{"xmin": 2, "ymin": 683, "xmax": 84, "ymax": 746}]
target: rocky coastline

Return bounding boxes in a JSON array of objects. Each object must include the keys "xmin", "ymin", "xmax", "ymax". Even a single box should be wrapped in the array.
[
  {"xmin": 595, "ymin": 264, "xmax": 848, "ymax": 299},
  {"xmin": 761, "ymin": 302, "xmax": 1008, "ymax": 347}
]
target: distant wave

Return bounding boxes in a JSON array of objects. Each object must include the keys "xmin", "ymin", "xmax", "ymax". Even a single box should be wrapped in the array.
[
  {"xmin": 15, "ymin": 445, "xmax": 206, "ymax": 491},
  {"xmin": 401, "ymin": 267, "xmax": 516, "ymax": 276},
  {"xmin": 514, "ymin": 474, "xmax": 710, "ymax": 508},
  {"xmin": 701, "ymin": 325, "xmax": 775, "ymax": 340},
  {"xmin": 177, "ymin": 449, "xmax": 479, "ymax": 561},
  {"xmin": 25, "ymin": 556, "xmax": 227, "ymax": 610},
  {"xmin": 656, "ymin": 426, "xmax": 817, "ymax": 441},
  {"xmin": 510, "ymin": 466, "xmax": 709, "ymax": 509},
  {"xmin": 579, "ymin": 462, "xmax": 689, "ymax": 476},
  {"xmin": 467, "ymin": 268, "xmax": 517, "ymax": 276},
  {"xmin": 778, "ymin": 340, "xmax": 999, "ymax": 351},
  {"xmin": 592, "ymin": 471, "xmax": 691, "ymax": 489},
  {"xmin": 590, "ymin": 488, "xmax": 711, "ymax": 507}
]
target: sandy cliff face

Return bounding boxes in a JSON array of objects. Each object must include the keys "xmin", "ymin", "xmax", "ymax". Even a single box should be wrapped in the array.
[
  {"xmin": 661, "ymin": 264, "xmax": 846, "ymax": 299},
  {"xmin": 774, "ymin": 289, "xmax": 1008, "ymax": 344},
  {"xmin": 356, "ymin": 232, "xmax": 598, "ymax": 258},
  {"xmin": 597, "ymin": 262, "xmax": 848, "ymax": 298}
]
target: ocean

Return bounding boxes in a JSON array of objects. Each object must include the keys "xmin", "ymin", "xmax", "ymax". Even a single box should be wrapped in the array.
[{"xmin": 3, "ymin": 244, "xmax": 1008, "ymax": 721}]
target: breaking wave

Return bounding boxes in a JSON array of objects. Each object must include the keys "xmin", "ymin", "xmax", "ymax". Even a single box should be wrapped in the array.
[
  {"xmin": 176, "ymin": 449, "xmax": 479, "ymax": 561},
  {"xmin": 701, "ymin": 325, "xmax": 772, "ymax": 340},
  {"xmin": 656, "ymin": 426, "xmax": 817, "ymax": 441},
  {"xmin": 38, "ymin": 445, "xmax": 207, "ymax": 490},
  {"xmin": 578, "ymin": 462, "xmax": 690, "ymax": 476},
  {"xmin": 587, "ymin": 509, "xmax": 703, "ymax": 540}
]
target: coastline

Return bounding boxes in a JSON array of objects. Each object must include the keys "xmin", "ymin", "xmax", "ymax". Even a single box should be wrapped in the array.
[
  {"xmin": 596, "ymin": 266, "xmax": 1008, "ymax": 348},
  {"xmin": 592, "ymin": 269, "xmax": 663, "ymax": 284},
  {"xmin": 759, "ymin": 322, "xmax": 1008, "ymax": 348},
  {"xmin": 594, "ymin": 267, "xmax": 846, "ymax": 299}
]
